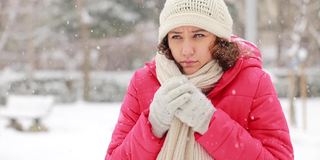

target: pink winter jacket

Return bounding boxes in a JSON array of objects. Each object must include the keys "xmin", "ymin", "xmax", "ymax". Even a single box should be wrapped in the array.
[{"xmin": 105, "ymin": 36, "xmax": 294, "ymax": 160}]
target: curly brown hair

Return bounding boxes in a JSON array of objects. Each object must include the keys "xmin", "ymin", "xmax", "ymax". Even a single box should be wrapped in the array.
[{"xmin": 157, "ymin": 36, "xmax": 240, "ymax": 71}]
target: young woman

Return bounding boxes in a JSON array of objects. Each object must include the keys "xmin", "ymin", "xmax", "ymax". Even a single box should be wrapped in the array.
[{"xmin": 105, "ymin": 0, "xmax": 294, "ymax": 159}]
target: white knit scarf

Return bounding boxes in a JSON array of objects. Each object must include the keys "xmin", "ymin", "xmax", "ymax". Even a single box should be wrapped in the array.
[{"xmin": 155, "ymin": 53, "xmax": 223, "ymax": 160}]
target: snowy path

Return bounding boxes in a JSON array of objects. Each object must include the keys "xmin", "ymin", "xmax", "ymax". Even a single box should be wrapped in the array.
[{"xmin": 0, "ymin": 99, "xmax": 319, "ymax": 160}]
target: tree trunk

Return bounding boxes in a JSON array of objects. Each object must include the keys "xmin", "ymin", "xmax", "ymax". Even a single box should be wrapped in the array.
[
  {"xmin": 299, "ymin": 64, "xmax": 307, "ymax": 130},
  {"xmin": 26, "ymin": 0, "xmax": 35, "ymax": 92},
  {"xmin": 76, "ymin": 0, "xmax": 91, "ymax": 101},
  {"xmin": 288, "ymin": 69, "xmax": 297, "ymax": 127},
  {"xmin": 276, "ymin": 0, "xmax": 284, "ymax": 67},
  {"xmin": 245, "ymin": 0, "xmax": 257, "ymax": 44}
]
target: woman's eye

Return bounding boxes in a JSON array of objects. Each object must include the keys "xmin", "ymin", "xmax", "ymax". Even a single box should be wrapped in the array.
[
  {"xmin": 171, "ymin": 35, "xmax": 181, "ymax": 39},
  {"xmin": 194, "ymin": 34, "xmax": 205, "ymax": 38}
]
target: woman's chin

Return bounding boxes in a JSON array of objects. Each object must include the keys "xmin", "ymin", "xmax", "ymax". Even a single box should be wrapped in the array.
[{"xmin": 183, "ymin": 68, "xmax": 198, "ymax": 75}]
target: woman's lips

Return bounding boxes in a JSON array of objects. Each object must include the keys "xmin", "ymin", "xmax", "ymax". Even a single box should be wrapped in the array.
[{"xmin": 180, "ymin": 60, "xmax": 197, "ymax": 67}]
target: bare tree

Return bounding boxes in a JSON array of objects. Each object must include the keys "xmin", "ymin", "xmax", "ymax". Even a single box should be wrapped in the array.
[
  {"xmin": 286, "ymin": 0, "xmax": 309, "ymax": 128},
  {"xmin": 76, "ymin": 0, "xmax": 91, "ymax": 101}
]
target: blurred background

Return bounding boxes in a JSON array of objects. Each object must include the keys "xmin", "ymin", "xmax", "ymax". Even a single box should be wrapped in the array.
[
  {"xmin": 0, "ymin": 0, "xmax": 319, "ymax": 103},
  {"xmin": 0, "ymin": 0, "xmax": 319, "ymax": 159}
]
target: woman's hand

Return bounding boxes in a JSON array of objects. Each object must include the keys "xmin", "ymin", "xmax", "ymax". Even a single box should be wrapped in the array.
[
  {"xmin": 175, "ymin": 84, "xmax": 215, "ymax": 134},
  {"xmin": 149, "ymin": 76, "xmax": 192, "ymax": 138}
]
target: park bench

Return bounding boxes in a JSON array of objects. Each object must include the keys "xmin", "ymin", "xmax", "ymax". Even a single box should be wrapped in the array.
[{"xmin": 0, "ymin": 95, "xmax": 54, "ymax": 132}]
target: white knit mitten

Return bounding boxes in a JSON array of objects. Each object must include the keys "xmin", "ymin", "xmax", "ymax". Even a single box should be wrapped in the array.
[
  {"xmin": 149, "ymin": 76, "xmax": 192, "ymax": 138},
  {"xmin": 175, "ymin": 84, "xmax": 215, "ymax": 134}
]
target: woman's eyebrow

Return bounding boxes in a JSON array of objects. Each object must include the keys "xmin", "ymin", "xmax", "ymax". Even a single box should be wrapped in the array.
[
  {"xmin": 168, "ymin": 31, "xmax": 182, "ymax": 34},
  {"xmin": 192, "ymin": 29, "xmax": 207, "ymax": 33},
  {"xmin": 168, "ymin": 29, "xmax": 207, "ymax": 34}
]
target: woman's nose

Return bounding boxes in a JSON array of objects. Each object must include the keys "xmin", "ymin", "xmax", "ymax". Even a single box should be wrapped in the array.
[{"xmin": 181, "ymin": 40, "xmax": 195, "ymax": 57}]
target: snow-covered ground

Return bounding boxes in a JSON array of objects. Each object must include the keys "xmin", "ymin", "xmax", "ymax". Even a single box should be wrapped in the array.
[{"xmin": 0, "ymin": 98, "xmax": 319, "ymax": 160}]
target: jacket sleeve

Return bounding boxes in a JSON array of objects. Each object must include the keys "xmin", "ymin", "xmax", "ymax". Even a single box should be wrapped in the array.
[
  {"xmin": 196, "ymin": 72, "xmax": 294, "ymax": 160},
  {"xmin": 105, "ymin": 72, "xmax": 164, "ymax": 160}
]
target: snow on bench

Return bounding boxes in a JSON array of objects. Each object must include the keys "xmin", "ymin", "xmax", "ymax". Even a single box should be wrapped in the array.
[{"xmin": 0, "ymin": 95, "xmax": 54, "ymax": 132}]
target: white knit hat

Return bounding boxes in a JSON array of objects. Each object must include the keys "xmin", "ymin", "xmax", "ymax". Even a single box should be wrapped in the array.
[{"xmin": 158, "ymin": 0, "xmax": 233, "ymax": 43}]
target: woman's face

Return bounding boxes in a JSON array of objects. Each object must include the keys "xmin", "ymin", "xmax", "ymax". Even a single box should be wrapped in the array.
[{"xmin": 167, "ymin": 26, "xmax": 217, "ymax": 75}]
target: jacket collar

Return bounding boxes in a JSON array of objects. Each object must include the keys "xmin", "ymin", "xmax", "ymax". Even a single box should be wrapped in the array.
[
  {"xmin": 145, "ymin": 59, "xmax": 157, "ymax": 77},
  {"xmin": 208, "ymin": 36, "xmax": 262, "ymax": 97}
]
